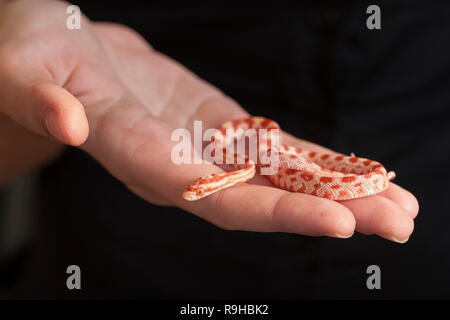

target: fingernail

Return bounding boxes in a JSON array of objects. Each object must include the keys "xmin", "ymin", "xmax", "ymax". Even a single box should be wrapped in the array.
[
  {"xmin": 390, "ymin": 236, "xmax": 409, "ymax": 244},
  {"xmin": 329, "ymin": 232, "xmax": 354, "ymax": 239},
  {"xmin": 45, "ymin": 111, "xmax": 61, "ymax": 141}
]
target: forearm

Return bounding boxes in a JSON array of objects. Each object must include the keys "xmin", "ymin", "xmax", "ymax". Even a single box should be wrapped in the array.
[{"xmin": 0, "ymin": 114, "xmax": 63, "ymax": 186}]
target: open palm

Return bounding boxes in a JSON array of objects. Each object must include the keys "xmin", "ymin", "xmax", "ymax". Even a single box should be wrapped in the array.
[{"xmin": 0, "ymin": 0, "xmax": 418, "ymax": 242}]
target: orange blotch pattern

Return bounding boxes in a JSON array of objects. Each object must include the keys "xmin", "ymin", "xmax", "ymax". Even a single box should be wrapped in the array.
[
  {"xmin": 320, "ymin": 177, "xmax": 333, "ymax": 183},
  {"xmin": 341, "ymin": 176, "xmax": 356, "ymax": 183}
]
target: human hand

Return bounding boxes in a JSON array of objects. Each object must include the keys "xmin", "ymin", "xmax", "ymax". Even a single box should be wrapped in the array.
[{"xmin": 0, "ymin": 0, "xmax": 418, "ymax": 242}]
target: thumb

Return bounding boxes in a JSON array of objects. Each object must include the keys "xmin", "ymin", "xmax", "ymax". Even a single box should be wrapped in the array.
[{"xmin": 0, "ymin": 80, "xmax": 89, "ymax": 146}]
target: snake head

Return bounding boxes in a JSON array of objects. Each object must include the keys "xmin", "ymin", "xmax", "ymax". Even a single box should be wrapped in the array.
[
  {"xmin": 182, "ymin": 165, "xmax": 255, "ymax": 201},
  {"xmin": 182, "ymin": 176, "xmax": 211, "ymax": 201},
  {"xmin": 182, "ymin": 186, "xmax": 206, "ymax": 201}
]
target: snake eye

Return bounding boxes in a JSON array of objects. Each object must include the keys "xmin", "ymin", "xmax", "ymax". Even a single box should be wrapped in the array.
[{"xmin": 196, "ymin": 188, "xmax": 206, "ymax": 197}]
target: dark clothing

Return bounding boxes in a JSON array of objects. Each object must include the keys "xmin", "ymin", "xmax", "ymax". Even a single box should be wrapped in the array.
[{"xmin": 11, "ymin": 0, "xmax": 450, "ymax": 298}]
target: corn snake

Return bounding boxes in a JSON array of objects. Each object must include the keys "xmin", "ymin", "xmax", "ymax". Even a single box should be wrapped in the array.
[{"xmin": 182, "ymin": 117, "xmax": 395, "ymax": 201}]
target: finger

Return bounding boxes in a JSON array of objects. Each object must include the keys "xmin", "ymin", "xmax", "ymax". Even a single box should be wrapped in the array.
[
  {"xmin": 167, "ymin": 160, "xmax": 356, "ymax": 237},
  {"xmin": 0, "ymin": 80, "xmax": 89, "ymax": 146},
  {"xmin": 281, "ymin": 133, "xmax": 420, "ymax": 220},
  {"xmin": 188, "ymin": 183, "xmax": 356, "ymax": 238},
  {"xmin": 0, "ymin": 44, "xmax": 88, "ymax": 146},
  {"xmin": 339, "ymin": 195, "xmax": 414, "ymax": 243},
  {"xmin": 376, "ymin": 182, "xmax": 419, "ymax": 219},
  {"xmin": 175, "ymin": 158, "xmax": 356, "ymax": 237}
]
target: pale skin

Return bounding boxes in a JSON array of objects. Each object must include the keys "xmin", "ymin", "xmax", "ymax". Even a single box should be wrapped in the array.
[{"xmin": 0, "ymin": 0, "xmax": 418, "ymax": 242}]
